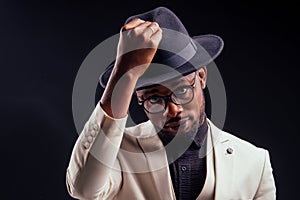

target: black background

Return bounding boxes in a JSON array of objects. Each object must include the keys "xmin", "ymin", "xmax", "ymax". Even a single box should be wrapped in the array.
[{"xmin": 0, "ymin": 0, "xmax": 299, "ymax": 199}]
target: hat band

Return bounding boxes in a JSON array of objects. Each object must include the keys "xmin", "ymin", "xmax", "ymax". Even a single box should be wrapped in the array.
[{"xmin": 159, "ymin": 39, "xmax": 197, "ymax": 69}]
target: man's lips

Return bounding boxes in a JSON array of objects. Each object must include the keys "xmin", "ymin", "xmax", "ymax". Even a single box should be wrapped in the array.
[{"xmin": 164, "ymin": 117, "xmax": 188, "ymax": 128}]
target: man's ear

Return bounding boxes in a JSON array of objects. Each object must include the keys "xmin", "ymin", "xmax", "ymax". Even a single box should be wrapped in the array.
[{"xmin": 198, "ymin": 66, "xmax": 207, "ymax": 89}]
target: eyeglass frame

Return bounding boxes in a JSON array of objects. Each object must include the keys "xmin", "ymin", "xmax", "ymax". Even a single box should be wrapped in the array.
[{"xmin": 137, "ymin": 72, "xmax": 198, "ymax": 114}]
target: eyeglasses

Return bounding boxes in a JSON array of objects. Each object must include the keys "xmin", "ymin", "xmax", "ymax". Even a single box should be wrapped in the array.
[{"xmin": 138, "ymin": 72, "xmax": 197, "ymax": 114}]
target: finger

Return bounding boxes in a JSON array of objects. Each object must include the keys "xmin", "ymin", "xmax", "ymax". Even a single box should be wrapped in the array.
[
  {"xmin": 122, "ymin": 18, "xmax": 145, "ymax": 31},
  {"xmin": 134, "ymin": 21, "xmax": 152, "ymax": 30},
  {"xmin": 151, "ymin": 27, "xmax": 163, "ymax": 43},
  {"xmin": 145, "ymin": 22, "xmax": 160, "ymax": 36},
  {"xmin": 130, "ymin": 21, "xmax": 152, "ymax": 35}
]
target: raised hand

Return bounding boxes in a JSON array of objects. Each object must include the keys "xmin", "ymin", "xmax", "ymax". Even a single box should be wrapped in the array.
[{"xmin": 114, "ymin": 18, "xmax": 162, "ymax": 78}]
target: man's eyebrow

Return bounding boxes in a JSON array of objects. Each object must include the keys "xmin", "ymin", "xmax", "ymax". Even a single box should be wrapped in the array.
[{"xmin": 141, "ymin": 88, "xmax": 160, "ymax": 97}]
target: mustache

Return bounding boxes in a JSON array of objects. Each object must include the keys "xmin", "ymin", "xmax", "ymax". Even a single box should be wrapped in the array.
[{"xmin": 165, "ymin": 116, "xmax": 183, "ymax": 124}]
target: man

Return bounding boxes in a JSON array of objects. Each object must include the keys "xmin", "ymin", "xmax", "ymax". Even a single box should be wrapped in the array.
[{"xmin": 66, "ymin": 7, "xmax": 276, "ymax": 200}]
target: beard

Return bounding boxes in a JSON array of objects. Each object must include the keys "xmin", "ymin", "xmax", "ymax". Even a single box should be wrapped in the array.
[
  {"xmin": 160, "ymin": 92, "xmax": 207, "ymax": 136},
  {"xmin": 156, "ymin": 111, "xmax": 206, "ymax": 144},
  {"xmin": 156, "ymin": 111, "xmax": 207, "ymax": 164}
]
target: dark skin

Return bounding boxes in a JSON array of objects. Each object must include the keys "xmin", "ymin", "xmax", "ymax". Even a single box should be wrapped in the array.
[{"xmin": 136, "ymin": 67, "xmax": 207, "ymax": 136}]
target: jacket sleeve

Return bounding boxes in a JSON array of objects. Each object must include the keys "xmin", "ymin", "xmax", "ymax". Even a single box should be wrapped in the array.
[
  {"xmin": 254, "ymin": 150, "xmax": 277, "ymax": 200},
  {"xmin": 66, "ymin": 102, "xmax": 128, "ymax": 200}
]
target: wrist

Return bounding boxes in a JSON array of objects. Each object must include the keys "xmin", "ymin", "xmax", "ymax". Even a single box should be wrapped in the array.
[
  {"xmin": 110, "ymin": 66, "xmax": 140, "ymax": 85},
  {"xmin": 100, "ymin": 68, "xmax": 139, "ymax": 119}
]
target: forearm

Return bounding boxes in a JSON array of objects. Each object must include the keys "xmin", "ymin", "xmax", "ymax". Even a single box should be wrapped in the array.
[
  {"xmin": 66, "ymin": 103, "xmax": 127, "ymax": 199},
  {"xmin": 100, "ymin": 61, "xmax": 139, "ymax": 119}
]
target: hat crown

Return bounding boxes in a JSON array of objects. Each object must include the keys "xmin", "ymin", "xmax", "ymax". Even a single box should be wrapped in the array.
[{"xmin": 125, "ymin": 7, "xmax": 189, "ymax": 36}]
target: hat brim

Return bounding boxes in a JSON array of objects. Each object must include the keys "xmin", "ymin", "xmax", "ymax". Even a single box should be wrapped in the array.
[{"xmin": 99, "ymin": 34, "xmax": 224, "ymax": 90}]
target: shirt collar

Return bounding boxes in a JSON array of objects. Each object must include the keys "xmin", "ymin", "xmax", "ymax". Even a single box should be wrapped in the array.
[{"xmin": 191, "ymin": 118, "xmax": 208, "ymax": 149}]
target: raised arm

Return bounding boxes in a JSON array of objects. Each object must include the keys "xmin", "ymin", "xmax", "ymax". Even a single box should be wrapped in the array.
[
  {"xmin": 101, "ymin": 18, "xmax": 162, "ymax": 118},
  {"xmin": 66, "ymin": 18, "xmax": 162, "ymax": 200}
]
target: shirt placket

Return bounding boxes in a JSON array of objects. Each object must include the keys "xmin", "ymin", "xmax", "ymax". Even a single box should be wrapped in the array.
[{"xmin": 177, "ymin": 159, "xmax": 191, "ymax": 200}]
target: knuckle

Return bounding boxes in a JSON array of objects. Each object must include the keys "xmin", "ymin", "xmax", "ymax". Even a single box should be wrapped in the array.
[
  {"xmin": 138, "ymin": 32, "xmax": 147, "ymax": 41},
  {"xmin": 157, "ymin": 27, "xmax": 163, "ymax": 33},
  {"xmin": 152, "ymin": 22, "xmax": 159, "ymax": 27},
  {"xmin": 131, "ymin": 29, "xmax": 139, "ymax": 37}
]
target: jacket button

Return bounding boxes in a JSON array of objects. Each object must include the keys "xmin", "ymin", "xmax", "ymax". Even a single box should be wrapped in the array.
[
  {"xmin": 83, "ymin": 141, "xmax": 90, "ymax": 149},
  {"xmin": 93, "ymin": 123, "xmax": 99, "ymax": 131},
  {"xmin": 226, "ymin": 148, "xmax": 233, "ymax": 154},
  {"xmin": 87, "ymin": 136, "xmax": 93, "ymax": 142},
  {"xmin": 90, "ymin": 130, "xmax": 96, "ymax": 137}
]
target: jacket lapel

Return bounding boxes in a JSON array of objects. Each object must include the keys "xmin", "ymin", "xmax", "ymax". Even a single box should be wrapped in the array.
[
  {"xmin": 197, "ymin": 119, "xmax": 217, "ymax": 200},
  {"xmin": 136, "ymin": 121, "xmax": 176, "ymax": 200},
  {"xmin": 208, "ymin": 120, "xmax": 234, "ymax": 200}
]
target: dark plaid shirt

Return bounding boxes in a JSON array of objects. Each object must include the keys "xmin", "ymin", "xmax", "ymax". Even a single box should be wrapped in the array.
[{"xmin": 158, "ymin": 120, "xmax": 208, "ymax": 200}]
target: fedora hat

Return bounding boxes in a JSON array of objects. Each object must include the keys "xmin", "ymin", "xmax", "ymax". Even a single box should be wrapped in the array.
[{"xmin": 99, "ymin": 6, "xmax": 224, "ymax": 90}]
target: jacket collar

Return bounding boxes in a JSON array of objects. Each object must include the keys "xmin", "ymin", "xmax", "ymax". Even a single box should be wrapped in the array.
[{"xmin": 135, "ymin": 119, "xmax": 234, "ymax": 200}]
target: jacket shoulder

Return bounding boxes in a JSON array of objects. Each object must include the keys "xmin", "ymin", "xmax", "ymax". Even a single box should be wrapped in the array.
[
  {"xmin": 222, "ymin": 130, "xmax": 265, "ymax": 151},
  {"xmin": 217, "ymin": 127, "xmax": 268, "ymax": 167},
  {"xmin": 222, "ymin": 130, "xmax": 262, "ymax": 150},
  {"xmin": 208, "ymin": 119, "xmax": 267, "ymax": 157}
]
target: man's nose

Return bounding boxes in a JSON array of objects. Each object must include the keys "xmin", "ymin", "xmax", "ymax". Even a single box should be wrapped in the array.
[{"xmin": 164, "ymin": 101, "xmax": 183, "ymax": 117}]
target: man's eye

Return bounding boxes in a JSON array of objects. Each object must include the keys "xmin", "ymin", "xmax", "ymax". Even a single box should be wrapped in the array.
[
  {"xmin": 149, "ymin": 96, "xmax": 162, "ymax": 104},
  {"xmin": 174, "ymin": 87, "xmax": 188, "ymax": 95}
]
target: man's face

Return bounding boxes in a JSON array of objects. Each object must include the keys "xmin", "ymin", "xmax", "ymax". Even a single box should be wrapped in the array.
[{"xmin": 136, "ymin": 67, "xmax": 207, "ymax": 136}]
